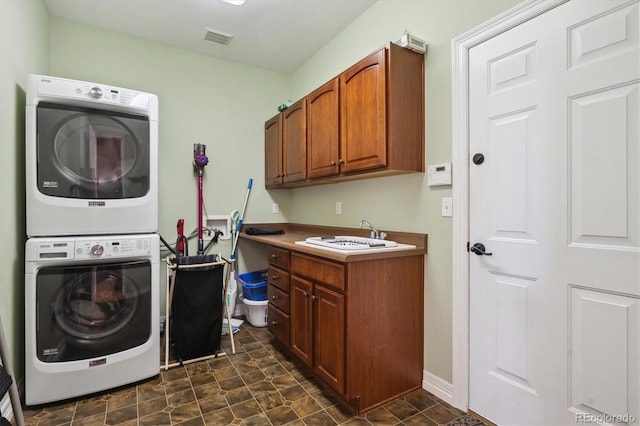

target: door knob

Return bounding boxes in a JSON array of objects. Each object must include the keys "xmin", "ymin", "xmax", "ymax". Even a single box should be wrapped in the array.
[{"xmin": 470, "ymin": 242, "xmax": 492, "ymax": 256}]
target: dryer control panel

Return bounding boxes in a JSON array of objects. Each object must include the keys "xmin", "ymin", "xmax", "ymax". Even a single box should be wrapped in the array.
[{"xmin": 26, "ymin": 74, "xmax": 158, "ymax": 119}]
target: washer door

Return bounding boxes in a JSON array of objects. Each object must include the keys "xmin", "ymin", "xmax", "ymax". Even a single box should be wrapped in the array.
[
  {"xmin": 36, "ymin": 260, "xmax": 151, "ymax": 363},
  {"xmin": 36, "ymin": 102, "xmax": 150, "ymax": 199}
]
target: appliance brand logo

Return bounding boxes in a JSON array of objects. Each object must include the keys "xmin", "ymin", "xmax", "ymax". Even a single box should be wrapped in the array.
[
  {"xmin": 90, "ymin": 358, "xmax": 107, "ymax": 367},
  {"xmin": 42, "ymin": 181, "xmax": 58, "ymax": 188},
  {"xmin": 43, "ymin": 348, "xmax": 58, "ymax": 356},
  {"xmin": 88, "ymin": 201, "xmax": 106, "ymax": 207}
]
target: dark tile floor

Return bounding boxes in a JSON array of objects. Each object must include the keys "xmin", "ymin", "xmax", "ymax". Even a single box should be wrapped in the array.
[{"xmin": 22, "ymin": 323, "xmax": 486, "ymax": 425}]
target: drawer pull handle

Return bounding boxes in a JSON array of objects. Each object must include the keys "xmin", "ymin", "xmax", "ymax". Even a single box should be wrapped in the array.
[
  {"xmin": 271, "ymin": 275, "xmax": 279, "ymax": 280},
  {"xmin": 271, "ymin": 321, "xmax": 278, "ymax": 326},
  {"xmin": 271, "ymin": 295, "xmax": 278, "ymax": 300},
  {"xmin": 271, "ymin": 254, "xmax": 278, "ymax": 259}
]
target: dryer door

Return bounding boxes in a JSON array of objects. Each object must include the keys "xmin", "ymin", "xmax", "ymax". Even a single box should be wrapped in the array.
[
  {"xmin": 36, "ymin": 102, "xmax": 150, "ymax": 199},
  {"xmin": 35, "ymin": 260, "xmax": 151, "ymax": 362}
]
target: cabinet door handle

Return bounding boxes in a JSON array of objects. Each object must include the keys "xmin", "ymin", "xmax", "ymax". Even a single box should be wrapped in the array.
[
  {"xmin": 271, "ymin": 295, "xmax": 278, "ymax": 300},
  {"xmin": 338, "ymin": 159, "xmax": 345, "ymax": 165},
  {"xmin": 330, "ymin": 161, "xmax": 336, "ymax": 166},
  {"xmin": 271, "ymin": 254, "xmax": 278, "ymax": 259},
  {"xmin": 303, "ymin": 291, "xmax": 309, "ymax": 297},
  {"xmin": 271, "ymin": 321, "xmax": 278, "ymax": 326},
  {"xmin": 311, "ymin": 295, "xmax": 318, "ymax": 301}
]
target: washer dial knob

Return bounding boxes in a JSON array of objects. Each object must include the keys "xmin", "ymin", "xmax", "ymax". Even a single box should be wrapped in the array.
[
  {"xmin": 89, "ymin": 87, "xmax": 103, "ymax": 99},
  {"xmin": 90, "ymin": 244, "xmax": 104, "ymax": 256}
]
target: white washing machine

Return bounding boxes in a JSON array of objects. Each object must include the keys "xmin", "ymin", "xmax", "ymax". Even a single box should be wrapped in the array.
[
  {"xmin": 25, "ymin": 234, "xmax": 160, "ymax": 405},
  {"xmin": 25, "ymin": 74, "xmax": 158, "ymax": 237}
]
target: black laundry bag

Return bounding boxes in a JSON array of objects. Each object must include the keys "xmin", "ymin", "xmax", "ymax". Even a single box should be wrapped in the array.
[{"xmin": 171, "ymin": 255, "xmax": 224, "ymax": 361}]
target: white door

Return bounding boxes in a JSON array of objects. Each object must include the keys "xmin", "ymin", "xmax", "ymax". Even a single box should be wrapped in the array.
[{"xmin": 469, "ymin": 1, "xmax": 639, "ymax": 424}]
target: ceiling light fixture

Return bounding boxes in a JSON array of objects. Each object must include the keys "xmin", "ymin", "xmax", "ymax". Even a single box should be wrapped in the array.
[{"xmin": 222, "ymin": 0, "xmax": 245, "ymax": 5}]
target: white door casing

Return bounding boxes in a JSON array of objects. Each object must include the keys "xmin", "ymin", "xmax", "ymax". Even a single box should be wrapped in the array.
[{"xmin": 453, "ymin": 0, "xmax": 639, "ymax": 424}]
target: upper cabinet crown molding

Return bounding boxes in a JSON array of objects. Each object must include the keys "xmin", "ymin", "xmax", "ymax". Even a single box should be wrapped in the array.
[{"xmin": 265, "ymin": 42, "xmax": 425, "ymax": 189}]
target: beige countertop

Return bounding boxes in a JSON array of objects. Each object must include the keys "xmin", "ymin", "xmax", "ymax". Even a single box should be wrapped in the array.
[{"xmin": 239, "ymin": 223, "xmax": 427, "ymax": 262}]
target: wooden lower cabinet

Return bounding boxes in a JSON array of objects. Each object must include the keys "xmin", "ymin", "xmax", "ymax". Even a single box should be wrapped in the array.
[
  {"xmin": 267, "ymin": 246, "xmax": 424, "ymax": 415},
  {"xmin": 290, "ymin": 277, "xmax": 313, "ymax": 367},
  {"xmin": 290, "ymin": 275, "xmax": 345, "ymax": 395},
  {"xmin": 312, "ymin": 283, "xmax": 345, "ymax": 394}
]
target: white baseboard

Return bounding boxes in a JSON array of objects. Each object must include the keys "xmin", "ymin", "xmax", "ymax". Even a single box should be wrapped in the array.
[{"xmin": 422, "ymin": 370, "xmax": 457, "ymax": 408}]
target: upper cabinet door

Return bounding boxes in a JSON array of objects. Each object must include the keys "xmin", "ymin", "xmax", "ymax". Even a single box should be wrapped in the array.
[
  {"xmin": 307, "ymin": 78, "xmax": 340, "ymax": 179},
  {"xmin": 340, "ymin": 48, "xmax": 387, "ymax": 174},
  {"xmin": 282, "ymin": 99, "xmax": 307, "ymax": 184},
  {"xmin": 265, "ymin": 114, "xmax": 282, "ymax": 188}
]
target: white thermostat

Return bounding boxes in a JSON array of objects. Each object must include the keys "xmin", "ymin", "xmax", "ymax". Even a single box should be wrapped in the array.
[{"xmin": 427, "ymin": 163, "xmax": 452, "ymax": 186}]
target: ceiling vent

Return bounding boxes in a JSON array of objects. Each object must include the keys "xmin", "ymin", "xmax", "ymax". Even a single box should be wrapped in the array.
[{"xmin": 204, "ymin": 28, "xmax": 233, "ymax": 46}]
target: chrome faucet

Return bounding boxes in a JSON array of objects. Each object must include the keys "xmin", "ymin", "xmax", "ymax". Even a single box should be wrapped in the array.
[{"xmin": 359, "ymin": 220, "xmax": 386, "ymax": 240}]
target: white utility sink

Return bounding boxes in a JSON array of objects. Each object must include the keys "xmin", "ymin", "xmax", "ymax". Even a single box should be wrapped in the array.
[{"xmin": 301, "ymin": 236, "xmax": 398, "ymax": 250}]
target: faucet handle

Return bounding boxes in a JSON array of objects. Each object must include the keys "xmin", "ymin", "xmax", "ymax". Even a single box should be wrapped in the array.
[{"xmin": 379, "ymin": 232, "xmax": 387, "ymax": 240}]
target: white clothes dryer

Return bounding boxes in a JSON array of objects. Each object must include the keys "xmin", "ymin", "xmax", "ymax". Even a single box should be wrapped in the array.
[
  {"xmin": 25, "ymin": 233, "xmax": 160, "ymax": 405},
  {"xmin": 25, "ymin": 74, "xmax": 158, "ymax": 237}
]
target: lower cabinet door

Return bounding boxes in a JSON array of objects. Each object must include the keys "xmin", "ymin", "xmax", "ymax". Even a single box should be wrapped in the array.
[
  {"xmin": 290, "ymin": 277, "xmax": 313, "ymax": 367},
  {"xmin": 313, "ymin": 284, "xmax": 345, "ymax": 394},
  {"xmin": 268, "ymin": 304, "xmax": 290, "ymax": 347}
]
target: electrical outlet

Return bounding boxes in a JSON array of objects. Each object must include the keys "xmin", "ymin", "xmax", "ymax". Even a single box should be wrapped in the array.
[
  {"xmin": 272, "ymin": 203, "xmax": 279, "ymax": 214},
  {"xmin": 335, "ymin": 201, "xmax": 342, "ymax": 215}
]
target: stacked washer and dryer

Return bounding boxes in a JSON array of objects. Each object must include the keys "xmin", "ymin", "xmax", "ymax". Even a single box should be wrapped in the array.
[{"xmin": 24, "ymin": 75, "xmax": 161, "ymax": 405}]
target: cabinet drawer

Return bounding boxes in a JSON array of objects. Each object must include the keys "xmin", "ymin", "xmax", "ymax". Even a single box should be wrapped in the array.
[
  {"xmin": 268, "ymin": 246, "xmax": 290, "ymax": 270},
  {"xmin": 268, "ymin": 265, "xmax": 289, "ymax": 292},
  {"xmin": 291, "ymin": 253, "xmax": 345, "ymax": 292},
  {"xmin": 268, "ymin": 284, "xmax": 290, "ymax": 314},
  {"xmin": 268, "ymin": 304, "xmax": 290, "ymax": 347}
]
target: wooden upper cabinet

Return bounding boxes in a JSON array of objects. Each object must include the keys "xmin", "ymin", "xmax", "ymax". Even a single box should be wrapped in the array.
[
  {"xmin": 340, "ymin": 43, "xmax": 424, "ymax": 175},
  {"xmin": 282, "ymin": 98, "xmax": 307, "ymax": 184},
  {"xmin": 264, "ymin": 114, "xmax": 282, "ymax": 188},
  {"xmin": 340, "ymin": 48, "xmax": 387, "ymax": 173},
  {"xmin": 307, "ymin": 78, "xmax": 340, "ymax": 179},
  {"xmin": 264, "ymin": 42, "xmax": 424, "ymax": 188}
]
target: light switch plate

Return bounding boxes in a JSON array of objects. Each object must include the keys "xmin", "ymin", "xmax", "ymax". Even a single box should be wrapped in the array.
[
  {"xmin": 428, "ymin": 163, "xmax": 452, "ymax": 186},
  {"xmin": 441, "ymin": 197, "xmax": 453, "ymax": 217}
]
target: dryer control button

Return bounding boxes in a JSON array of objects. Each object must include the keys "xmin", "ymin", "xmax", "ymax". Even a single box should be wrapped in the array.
[{"xmin": 90, "ymin": 244, "xmax": 104, "ymax": 256}]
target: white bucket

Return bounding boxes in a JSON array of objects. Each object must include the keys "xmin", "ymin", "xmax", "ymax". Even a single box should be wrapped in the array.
[
  {"xmin": 240, "ymin": 295, "xmax": 268, "ymax": 327},
  {"xmin": 226, "ymin": 277, "xmax": 237, "ymax": 317}
]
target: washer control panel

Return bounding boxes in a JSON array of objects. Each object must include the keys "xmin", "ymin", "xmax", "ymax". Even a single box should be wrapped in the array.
[
  {"xmin": 75, "ymin": 237, "xmax": 152, "ymax": 259},
  {"xmin": 29, "ymin": 236, "xmax": 153, "ymax": 261}
]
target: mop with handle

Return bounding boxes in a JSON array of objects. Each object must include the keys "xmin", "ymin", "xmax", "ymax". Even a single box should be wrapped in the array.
[
  {"xmin": 231, "ymin": 178, "xmax": 253, "ymax": 259},
  {"xmin": 227, "ymin": 178, "xmax": 252, "ymax": 316}
]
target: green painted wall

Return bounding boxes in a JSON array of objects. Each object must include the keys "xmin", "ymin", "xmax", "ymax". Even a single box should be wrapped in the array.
[
  {"xmin": 286, "ymin": 0, "xmax": 520, "ymax": 382},
  {"xmin": 0, "ymin": 0, "xmax": 523, "ymax": 394},
  {"xmin": 0, "ymin": 0, "xmax": 50, "ymax": 385},
  {"xmin": 50, "ymin": 17, "xmax": 292, "ymax": 258},
  {"xmin": 49, "ymin": 17, "xmax": 292, "ymax": 303}
]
